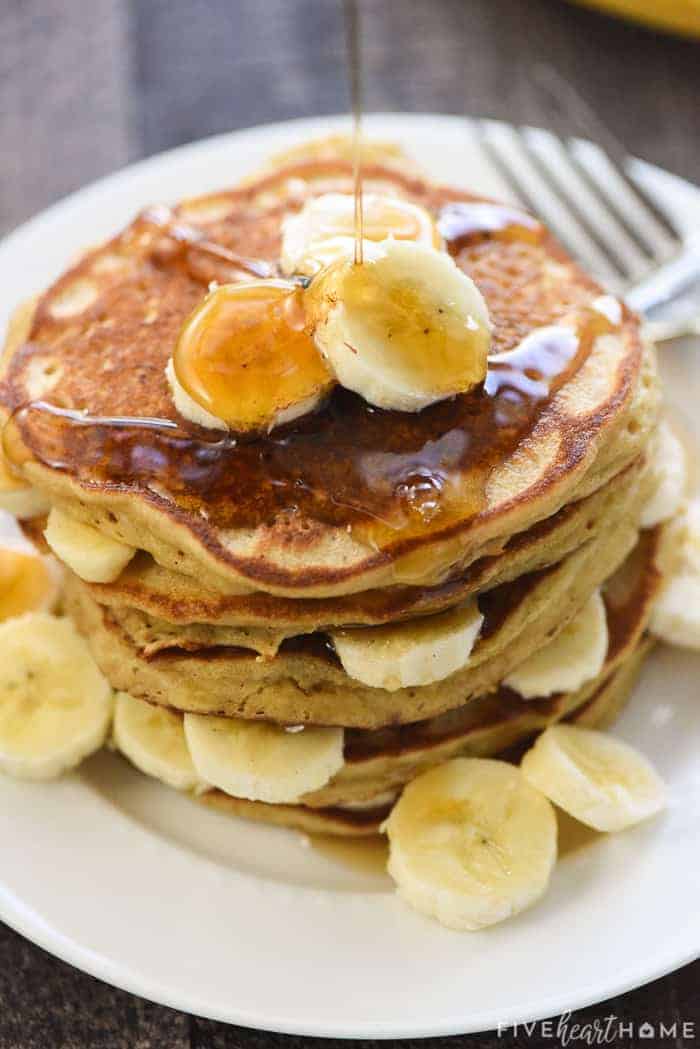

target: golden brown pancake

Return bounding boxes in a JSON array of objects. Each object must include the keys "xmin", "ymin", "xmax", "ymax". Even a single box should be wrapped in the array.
[
  {"xmin": 0, "ymin": 152, "xmax": 658, "ymax": 599},
  {"xmin": 65, "ymin": 497, "xmax": 643, "ymax": 729},
  {"xmin": 133, "ymin": 526, "xmax": 663, "ymax": 835},
  {"xmin": 84, "ymin": 452, "xmax": 648, "ymax": 631}
]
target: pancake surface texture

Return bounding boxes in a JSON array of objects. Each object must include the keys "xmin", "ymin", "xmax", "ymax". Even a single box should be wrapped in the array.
[{"xmin": 0, "ymin": 149, "xmax": 657, "ymax": 600}]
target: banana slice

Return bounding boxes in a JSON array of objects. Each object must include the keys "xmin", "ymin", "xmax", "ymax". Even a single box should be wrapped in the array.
[
  {"xmin": 44, "ymin": 507, "xmax": 136, "ymax": 583},
  {"xmin": 640, "ymin": 422, "xmax": 686, "ymax": 528},
  {"xmin": 521, "ymin": 725, "xmax": 666, "ymax": 832},
  {"xmin": 651, "ymin": 498, "xmax": 700, "ymax": 649},
  {"xmin": 280, "ymin": 192, "xmax": 440, "ymax": 276},
  {"xmin": 307, "ymin": 239, "xmax": 491, "ymax": 411},
  {"xmin": 113, "ymin": 692, "xmax": 207, "ymax": 792},
  {"xmin": 0, "ymin": 612, "xmax": 113, "ymax": 779},
  {"xmin": 183, "ymin": 714, "xmax": 344, "ymax": 804},
  {"xmin": 505, "ymin": 590, "xmax": 608, "ymax": 699},
  {"xmin": 330, "ymin": 598, "xmax": 483, "ymax": 691},
  {"xmin": 385, "ymin": 758, "xmax": 557, "ymax": 931},
  {"xmin": 169, "ymin": 280, "xmax": 334, "ymax": 433},
  {"xmin": 0, "ymin": 511, "xmax": 62, "ymax": 621},
  {"xmin": 0, "ymin": 452, "xmax": 50, "ymax": 520}
]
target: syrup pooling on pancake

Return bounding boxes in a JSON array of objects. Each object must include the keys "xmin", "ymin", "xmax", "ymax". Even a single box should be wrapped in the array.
[
  {"xmin": 438, "ymin": 201, "xmax": 543, "ymax": 251},
  {"xmin": 1, "ymin": 162, "xmax": 626, "ymax": 556},
  {"xmin": 170, "ymin": 281, "xmax": 334, "ymax": 432},
  {"xmin": 3, "ymin": 307, "xmax": 619, "ymax": 548}
]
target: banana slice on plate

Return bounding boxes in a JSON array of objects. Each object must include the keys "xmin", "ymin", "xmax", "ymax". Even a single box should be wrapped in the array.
[
  {"xmin": 640, "ymin": 421, "xmax": 686, "ymax": 528},
  {"xmin": 521, "ymin": 725, "xmax": 666, "ymax": 832},
  {"xmin": 0, "ymin": 612, "xmax": 113, "ymax": 779},
  {"xmin": 650, "ymin": 498, "xmax": 700, "ymax": 649},
  {"xmin": 505, "ymin": 590, "xmax": 608, "ymax": 699},
  {"xmin": 306, "ymin": 238, "xmax": 491, "ymax": 412},
  {"xmin": 330, "ymin": 598, "xmax": 483, "ymax": 690},
  {"xmin": 384, "ymin": 758, "xmax": 557, "ymax": 931},
  {"xmin": 183, "ymin": 714, "xmax": 344, "ymax": 804},
  {"xmin": 280, "ymin": 192, "xmax": 441, "ymax": 276},
  {"xmin": 0, "ymin": 452, "xmax": 50, "ymax": 520},
  {"xmin": 113, "ymin": 692, "xmax": 208, "ymax": 793},
  {"xmin": 44, "ymin": 507, "xmax": 136, "ymax": 583},
  {"xmin": 0, "ymin": 511, "xmax": 62, "ymax": 620}
]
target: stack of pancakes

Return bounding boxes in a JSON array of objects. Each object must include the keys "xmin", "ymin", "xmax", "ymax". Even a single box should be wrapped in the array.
[{"xmin": 0, "ymin": 143, "xmax": 669, "ymax": 835}]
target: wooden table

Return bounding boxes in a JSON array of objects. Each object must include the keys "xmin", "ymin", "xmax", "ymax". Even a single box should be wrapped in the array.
[{"xmin": 0, "ymin": 1, "xmax": 698, "ymax": 1044}]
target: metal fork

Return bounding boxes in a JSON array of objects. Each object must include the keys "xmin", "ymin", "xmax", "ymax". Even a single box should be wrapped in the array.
[{"xmin": 477, "ymin": 67, "xmax": 700, "ymax": 342}]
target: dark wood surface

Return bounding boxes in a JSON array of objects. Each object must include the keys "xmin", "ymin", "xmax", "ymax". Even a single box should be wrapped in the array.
[{"xmin": 0, "ymin": 1, "xmax": 698, "ymax": 1045}]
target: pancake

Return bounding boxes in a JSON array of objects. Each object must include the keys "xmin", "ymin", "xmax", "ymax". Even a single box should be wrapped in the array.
[
  {"xmin": 130, "ymin": 524, "xmax": 662, "ymax": 835},
  {"xmin": 65, "ymin": 499, "xmax": 642, "ymax": 729},
  {"xmin": 84, "ymin": 452, "xmax": 649, "ymax": 631},
  {"xmin": 300, "ymin": 526, "xmax": 662, "ymax": 807},
  {"xmin": 198, "ymin": 640, "xmax": 653, "ymax": 836},
  {"xmin": 0, "ymin": 147, "xmax": 659, "ymax": 599},
  {"xmin": 69, "ymin": 449, "xmax": 651, "ymax": 670}
]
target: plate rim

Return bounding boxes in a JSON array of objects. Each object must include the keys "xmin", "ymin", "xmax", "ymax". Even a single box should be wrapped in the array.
[{"xmin": 0, "ymin": 111, "xmax": 698, "ymax": 1038}]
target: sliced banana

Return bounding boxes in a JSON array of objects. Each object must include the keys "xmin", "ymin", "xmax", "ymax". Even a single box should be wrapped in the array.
[
  {"xmin": 170, "ymin": 280, "xmax": 334, "ymax": 433},
  {"xmin": 331, "ymin": 598, "xmax": 483, "ymax": 691},
  {"xmin": 0, "ymin": 612, "xmax": 113, "ymax": 779},
  {"xmin": 385, "ymin": 758, "xmax": 557, "ymax": 931},
  {"xmin": 0, "ymin": 511, "xmax": 62, "ymax": 621},
  {"xmin": 307, "ymin": 239, "xmax": 491, "ymax": 412},
  {"xmin": 113, "ymin": 692, "xmax": 207, "ymax": 792},
  {"xmin": 505, "ymin": 590, "xmax": 608, "ymax": 699},
  {"xmin": 651, "ymin": 498, "xmax": 700, "ymax": 649},
  {"xmin": 280, "ymin": 192, "xmax": 440, "ymax": 276},
  {"xmin": 183, "ymin": 714, "xmax": 344, "ymax": 804},
  {"xmin": 44, "ymin": 507, "xmax": 136, "ymax": 583},
  {"xmin": 0, "ymin": 452, "xmax": 50, "ymax": 520},
  {"xmin": 521, "ymin": 725, "xmax": 666, "ymax": 832},
  {"xmin": 640, "ymin": 422, "xmax": 686, "ymax": 528}
]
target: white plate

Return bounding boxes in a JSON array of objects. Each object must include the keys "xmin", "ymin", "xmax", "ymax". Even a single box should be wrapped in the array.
[{"xmin": 0, "ymin": 114, "xmax": 698, "ymax": 1038}]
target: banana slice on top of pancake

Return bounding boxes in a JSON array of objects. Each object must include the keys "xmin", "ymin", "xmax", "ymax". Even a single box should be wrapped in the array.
[
  {"xmin": 306, "ymin": 238, "xmax": 491, "ymax": 412},
  {"xmin": 331, "ymin": 597, "xmax": 483, "ymax": 691},
  {"xmin": 505, "ymin": 590, "xmax": 609, "ymax": 699},
  {"xmin": 384, "ymin": 758, "xmax": 557, "ymax": 931},
  {"xmin": 168, "ymin": 280, "xmax": 335, "ymax": 433},
  {"xmin": 521, "ymin": 725, "xmax": 666, "ymax": 832},
  {"xmin": 183, "ymin": 713, "xmax": 344, "ymax": 804},
  {"xmin": 280, "ymin": 192, "xmax": 441, "ymax": 276}
]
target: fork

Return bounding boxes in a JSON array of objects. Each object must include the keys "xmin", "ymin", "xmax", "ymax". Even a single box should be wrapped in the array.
[{"xmin": 476, "ymin": 67, "xmax": 700, "ymax": 342}]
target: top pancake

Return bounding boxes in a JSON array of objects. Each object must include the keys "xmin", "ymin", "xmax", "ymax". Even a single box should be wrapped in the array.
[{"xmin": 0, "ymin": 142, "xmax": 657, "ymax": 598}]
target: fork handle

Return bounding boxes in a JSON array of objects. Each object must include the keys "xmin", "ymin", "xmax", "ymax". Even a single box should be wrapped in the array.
[{"xmin": 626, "ymin": 234, "xmax": 700, "ymax": 341}]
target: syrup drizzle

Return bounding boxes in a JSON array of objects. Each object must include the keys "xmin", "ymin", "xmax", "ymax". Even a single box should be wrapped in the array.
[
  {"xmin": 140, "ymin": 204, "xmax": 276, "ymax": 281},
  {"xmin": 344, "ymin": 0, "xmax": 364, "ymax": 265},
  {"xmin": 437, "ymin": 201, "xmax": 544, "ymax": 251}
]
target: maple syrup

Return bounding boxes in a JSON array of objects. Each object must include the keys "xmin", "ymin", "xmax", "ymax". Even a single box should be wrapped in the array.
[
  {"xmin": 139, "ymin": 204, "xmax": 276, "ymax": 282},
  {"xmin": 438, "ymin": 201, "xmax": 544, "ymax": 252},
  {"xmin": 344, "ymin": 0, "xmax": 364, "ymax": 265},
  {"xmin": 172, "ymin": 281, "xmax": 333, "ymax": 431},
  {"xmin": 4, "ymin": 305, "xmax": 618, "ymax": 545},
  {"xmin": 307, "ymin": 831, "xmax": 389, "ymax": 875}
]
